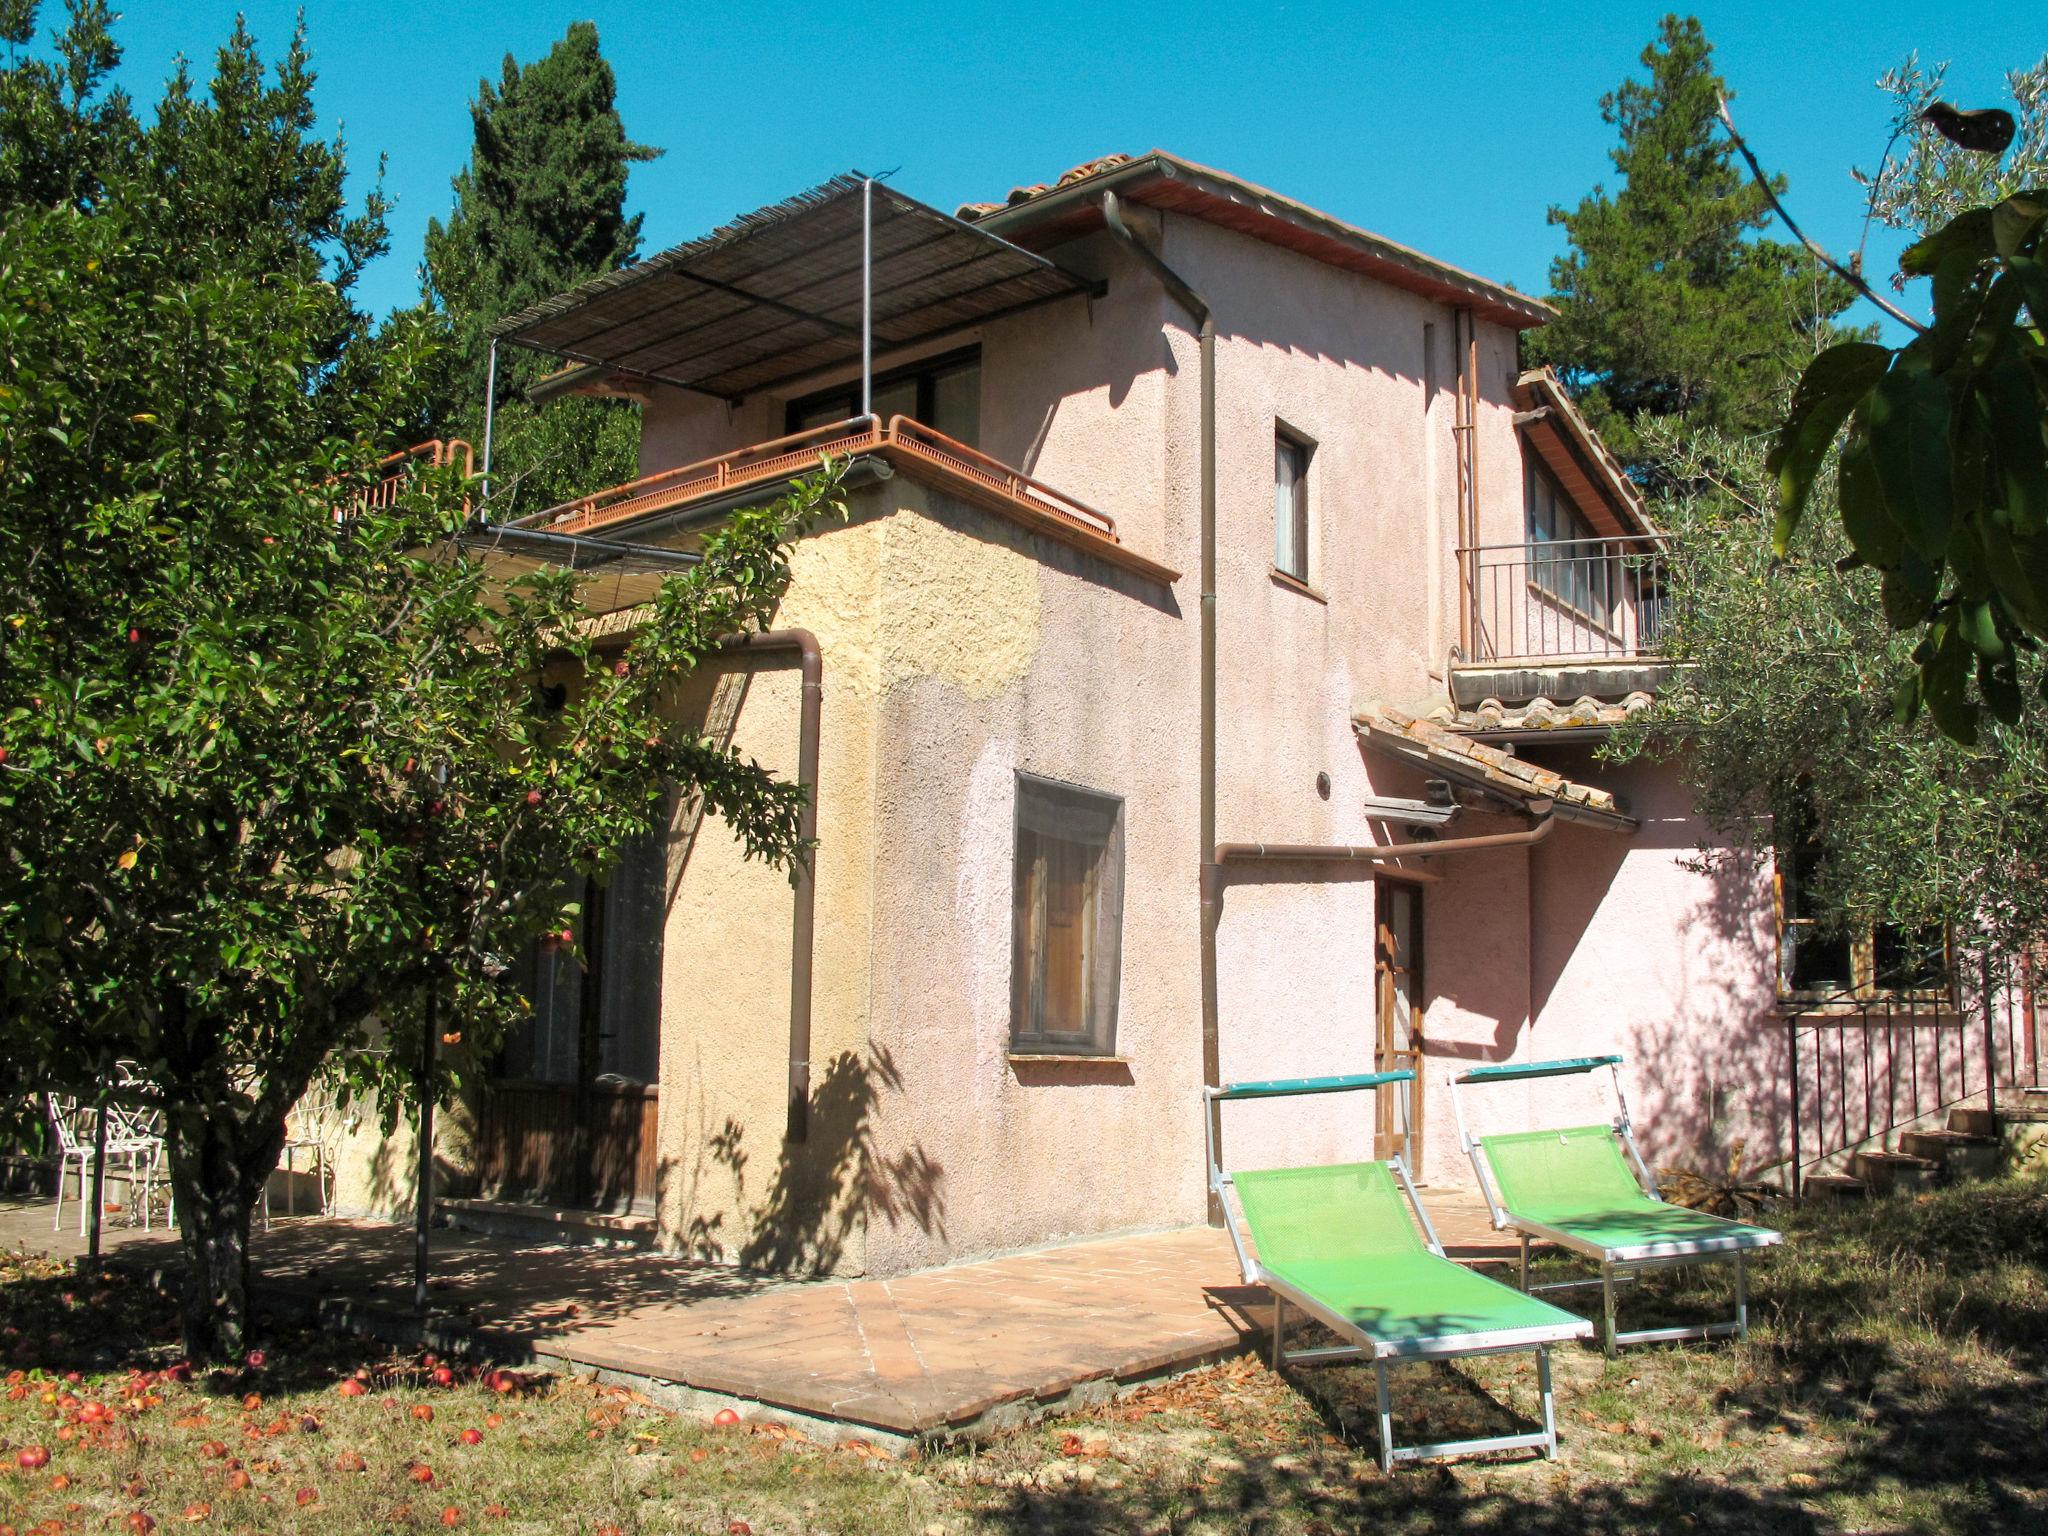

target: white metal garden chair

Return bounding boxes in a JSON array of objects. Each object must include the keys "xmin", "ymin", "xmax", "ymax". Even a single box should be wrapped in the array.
[
  {"xmin": 47, "ymin": 1091, "xmax": 163, "ymax": 1236},
  {"xmin": 265, "ymin": 1080, "xmax": 341, "ymax": 1227}
]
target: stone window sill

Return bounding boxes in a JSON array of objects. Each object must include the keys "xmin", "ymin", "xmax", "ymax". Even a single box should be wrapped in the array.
[{"xmin": 1270, "ymin": 568, "xmax": 1328, "ymax": 604}]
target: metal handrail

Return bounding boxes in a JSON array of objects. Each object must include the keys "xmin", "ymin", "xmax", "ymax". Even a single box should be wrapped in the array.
[
  {"xmin": 1457, "ymin": 534, "xmax": 1671, "ymax": 664},
  {"xmin": 1782, "ymin": 960, "xmax": 2042, "ymax": 1197},
  {"xmin": 515, "ymin": 413, "xmax": 1123, "ymax": 545},
  {"xmin": 883, "ymin": 415, "xmax": 1117, "ymax": 537},
  {"xmin": 512, "ymin": 415, "xmax": 883, "ymax": 531},
  {"xmin": 348, "ymin": 439, "xmax": 475, "ymax": 520}
]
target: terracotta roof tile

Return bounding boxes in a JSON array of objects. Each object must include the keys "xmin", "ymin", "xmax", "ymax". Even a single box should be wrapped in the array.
[
  {"xmin": 1354, "ymin": 704, "xmax": 1634, "ymax": 829},
  {"xmin": 1424, "ymin": 693, "xmax": 1656, "ymax": 733}
]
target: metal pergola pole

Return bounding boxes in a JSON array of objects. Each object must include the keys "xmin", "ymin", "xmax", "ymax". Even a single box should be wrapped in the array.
[{"xmin": 860, "ymin": 177, "xmax": 873, "ymax": 419}]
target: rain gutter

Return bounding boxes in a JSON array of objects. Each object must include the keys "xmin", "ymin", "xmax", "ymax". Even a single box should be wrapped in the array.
[{"xmin": 1215, "ymin": 808, "xmax": 1557, "ymax": 867}]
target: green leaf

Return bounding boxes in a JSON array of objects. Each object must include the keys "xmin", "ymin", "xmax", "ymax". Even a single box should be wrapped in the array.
[
  {"xmin": 1979, "ymin": 650, "xmax": 2022, "ymax": 724},
  {"xmin": 1991, "ymin": 190, "xmax": 2048, "ymax": 261},
  {"xmin": 1865, "ymin": 357, "xmax": 1957, "ymax": 563},
  {"xmin": 2007, "ymin": 254, "xmax": 2048, "ymax": 333},
  {"xmin": 1768, "ymin": 341, "xmax": 1892, "ymax": 550},
  {"xmin": 1982, "ymin": 354, "xmax": 2048, "ymax": 537},
  {"xmin": 1921, "ymin": 620, "xmax": 1979, "ymax": 744},
  {"xmin": 1900, "ymin": 206, "xmax": 1995, "ymax": 276},
  {"xmin": 1881, "ymin": 564, "xmax": 1935, "ymax": 629},
  {"xmin": 1959, "ymin": 598, "xmax": 2005, "ymax": 659},
  {"xmin": 1892, "ymin": 667, "xmax": 1922, "ymax": 726},
  {"xmin": 1835, "ymin": 429, "xmax": 1905, "ymax": 568}
]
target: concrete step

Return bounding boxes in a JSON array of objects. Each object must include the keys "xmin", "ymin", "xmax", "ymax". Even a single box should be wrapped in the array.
[
  {"xmin": 1801, "ymin": 1172, "xmax": 1869, "ymax": 1202},
  {"xmin": 437, "ymin": 1197, "xmax": 656, "ymax": 1251},
  {"xmin": 1949, "ymin": 1106, "xmax": 1998, "ymax": 1139},
  {"xmin": 1898, "ymin": 1127, "xmax": 2003, "ymax": 1180},
  {"xmin": 1851, "ymin": 1149, "xmax": 1943, "ymax": 1196}
]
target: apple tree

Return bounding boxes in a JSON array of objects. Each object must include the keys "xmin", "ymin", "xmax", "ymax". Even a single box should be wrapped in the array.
[{"xmin": 0, "ymin": 5, "xmax": 839, "ymax": 1355}]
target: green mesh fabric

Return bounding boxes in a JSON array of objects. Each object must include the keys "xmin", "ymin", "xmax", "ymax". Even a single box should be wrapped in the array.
[
  {"xmin": 1481, "ymin": 1126, "xmax": 1779, "ymax": 1254},
  {"xmin": 1234, "ymin": 1162, "xmax": 1586, "ymax": 1346}
]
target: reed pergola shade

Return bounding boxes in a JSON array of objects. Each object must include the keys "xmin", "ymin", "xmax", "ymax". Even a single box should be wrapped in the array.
[{"xmin": 491, "ymin": 175, "xmax": 1098, "ymax": 400}]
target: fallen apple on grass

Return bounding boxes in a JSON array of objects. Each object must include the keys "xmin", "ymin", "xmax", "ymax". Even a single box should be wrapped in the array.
[{"xmin": 458, "ymin": 1428, "xmax": 483, "ymax": 1446}]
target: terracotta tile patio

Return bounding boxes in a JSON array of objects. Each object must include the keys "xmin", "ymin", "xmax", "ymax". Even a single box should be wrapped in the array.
[{"xmin": 0, "ymin": 1187, "xmax": 1514, "ymax": 1439}]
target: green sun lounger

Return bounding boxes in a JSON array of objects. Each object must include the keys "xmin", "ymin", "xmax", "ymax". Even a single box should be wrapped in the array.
[
  {"xmin": 1451, "ymin": 1056, "xmax": 1782, "ymax": 1355},
  {"xmin": 1206, "ymin": 1071, "xmax": 1592, "ymax": 1470}
]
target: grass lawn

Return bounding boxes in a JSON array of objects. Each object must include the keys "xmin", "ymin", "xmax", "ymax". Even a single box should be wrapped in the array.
[{"xmin": 3, "ymin": 1167, "xmax": 2046, "ymax": 1535}]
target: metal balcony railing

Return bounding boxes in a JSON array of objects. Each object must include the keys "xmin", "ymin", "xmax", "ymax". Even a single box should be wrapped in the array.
[
  {"xmin": 343, "ymin": 439, "xmax": 474, "ymax": 522},
  {"xmin": 1459, "ymin": 535, "xmax": 1670, "ymax": 664}
]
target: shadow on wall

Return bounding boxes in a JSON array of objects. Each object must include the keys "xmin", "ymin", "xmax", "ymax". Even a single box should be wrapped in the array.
[{"xmin": 668, "ymin": 1044, "xmax": 949, "ymax": 1277}]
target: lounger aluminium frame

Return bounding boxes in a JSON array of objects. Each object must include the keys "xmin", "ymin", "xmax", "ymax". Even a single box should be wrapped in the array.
[
  {"xmin": 1449, "ymin": 1055, "xmax": 1783, "ymax": 1356},
  {"xmin": 1206, "ymin": 1070, "xmax": 1592, "ymax": 1470}
]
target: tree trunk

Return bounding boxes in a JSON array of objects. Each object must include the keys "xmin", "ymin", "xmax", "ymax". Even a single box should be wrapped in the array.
[{"xmin": 167, "ymin": 1110, "xmax": 257, "ymax": 1361}]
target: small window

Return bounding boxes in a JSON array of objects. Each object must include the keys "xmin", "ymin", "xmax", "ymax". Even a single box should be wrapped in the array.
[
  {"xmin": 1777, "ymin": 796, "xmax": 1948, "ymax": 1001},
  {"xmin": 1011, "ymin": 774, "xmax": 1125, "ymax": 1055},
  {"xmin": 1274, "ymin": 427, "xmax": 1312, "ymax": 580}
]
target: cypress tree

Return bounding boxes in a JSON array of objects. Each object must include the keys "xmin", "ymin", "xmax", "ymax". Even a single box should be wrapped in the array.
[
  {"xmin": 423, "ymin": 21, "xmax": 658, "ymax": 513},
  {"xmin": 1526, "ymin": 14, "xmax": 1857, "ymax": 469}
]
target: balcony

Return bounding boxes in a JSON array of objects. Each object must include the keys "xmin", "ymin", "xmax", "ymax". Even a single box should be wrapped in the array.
[
  {"xmin": 510, "ymin": 414, "xmax": 1178, "ymax": 585},
  {"xmin": 1454, "ymin": 535, "xmax": 1672, "ymax": 712}
]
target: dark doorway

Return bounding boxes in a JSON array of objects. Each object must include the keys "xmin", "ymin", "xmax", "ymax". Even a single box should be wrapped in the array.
[
  {"xmin": 477, "ymin": 826, "xmax": 666, "ymax": 1213},
  {"xmin": 1375, "ymin": 877, "xmax": 1425, "ymax": 1172}
]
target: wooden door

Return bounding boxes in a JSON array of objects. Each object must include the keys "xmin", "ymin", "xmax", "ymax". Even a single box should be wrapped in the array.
[
  {"xmin": 1374, "ymin": 879, "xmax": 1424, "ymax": 1171},
  {"xmin": 477, "ymin": 830, "xmax": 665, "ymax": 1214}
]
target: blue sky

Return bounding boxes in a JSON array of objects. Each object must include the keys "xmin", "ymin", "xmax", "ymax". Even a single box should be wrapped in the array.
[{"xmin": 89, "ymin": 1, "xmax": 2046, "ymax": 338}]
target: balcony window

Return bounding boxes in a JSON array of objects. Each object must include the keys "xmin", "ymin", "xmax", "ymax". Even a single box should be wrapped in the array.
[
  {"xmin": 1011, "ymin": 774, "xmax": 1125, "ymax": 1055},
  {"xmin": 787, "ymin": 347, "xmax": 980, "ymax": 446},
  {"xmin": 1526, "ymin": 460, "xmax": 1614, "ymax": 626}
]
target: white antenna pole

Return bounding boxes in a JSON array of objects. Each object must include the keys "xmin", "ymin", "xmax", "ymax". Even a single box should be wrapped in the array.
[{"xmin": 861, "ymin": 177, "xmax": 873, "ymax": 421}]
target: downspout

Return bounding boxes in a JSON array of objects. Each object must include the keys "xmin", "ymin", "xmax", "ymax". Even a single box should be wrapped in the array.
[
  {"xmin": 1099, "ymin": 191, "xmax": 1223, "ymax": 1218},
  {"xmin": 721, "ymin": 629, "xmax": 823, "ymax": 1142}
]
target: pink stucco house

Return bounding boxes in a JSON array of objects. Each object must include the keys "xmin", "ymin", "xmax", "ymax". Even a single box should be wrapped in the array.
[{"xmin": 336, "ymin": 152, "xmax": 2036, "ymax": 1272}]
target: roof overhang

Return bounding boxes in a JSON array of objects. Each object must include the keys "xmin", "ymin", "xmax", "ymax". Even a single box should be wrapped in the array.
[
  {"xmin": 1355, "ymin": 704, "xmax": 1637, "ymax": 833},
  {"xmin": 455, "ymin": 520, "xmax": 703, "ymax": 618},
  {"xmin": 1513, "ymin": 368, "xmax": 1653, "ymax": 539},
  {"xmin": 973, "ymin": 151, "xmax": 1555, "ymax": 331},
  {"xmin": 490, "ymin": 174, "xmax": 1099, "ymax": 401}
]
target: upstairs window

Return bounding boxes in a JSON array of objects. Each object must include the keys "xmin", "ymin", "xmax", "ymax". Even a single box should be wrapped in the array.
[
  {"xmin": 1526, "ymin": 459, "xmax": 1614, "ymax": 626},
  {"xmin": 1011, "ymin": 774, "xmax": 1125, "ymax": 1055},
  {"xmin": 1274, "ymin": 427, "xmax": 1313, "ymax": 581},
  {"xmin": 787, "ymin": 347, "xmax": 981, "ymax": 446}
]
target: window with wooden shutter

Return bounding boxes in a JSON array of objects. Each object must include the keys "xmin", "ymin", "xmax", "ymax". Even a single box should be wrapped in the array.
[{"xmin": 1011, "ymin": 774, "xmax": 1125, "ymax": 1054}]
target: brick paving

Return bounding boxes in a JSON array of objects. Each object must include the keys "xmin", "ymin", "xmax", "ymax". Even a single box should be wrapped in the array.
[{"xmin": 1, "ymin": 1186, "xmax": 1515, "ymax": 1438}]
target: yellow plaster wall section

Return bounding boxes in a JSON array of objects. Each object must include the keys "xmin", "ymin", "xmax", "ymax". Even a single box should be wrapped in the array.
[{"xmin": 875, "ymin": 486, "xmax": 1042, "ymax": 698}]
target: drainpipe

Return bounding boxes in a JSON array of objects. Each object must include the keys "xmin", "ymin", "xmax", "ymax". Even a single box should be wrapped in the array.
[
  {"xmin": 1100, "ymin": 191, "xmax": 1223, "ymax": 1218},
  {"xmin": 721, "ymin": 629, "xmax": 823, "ymax": 1142}
]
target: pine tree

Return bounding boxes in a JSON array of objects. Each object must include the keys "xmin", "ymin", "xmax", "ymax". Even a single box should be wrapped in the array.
[
  {"xmin": 422, "ymin": 21, "xmax": 658, "ymax": 514},
  {"xmin": 1526, "ymin": 14, "xmax": 1857, "ymax": 468}
]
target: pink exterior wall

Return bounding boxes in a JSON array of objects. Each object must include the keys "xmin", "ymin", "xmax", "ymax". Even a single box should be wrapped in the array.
[{"xmin": 612, "ymin": 193, "xmax": 1806, "ymax": 1270}]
